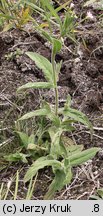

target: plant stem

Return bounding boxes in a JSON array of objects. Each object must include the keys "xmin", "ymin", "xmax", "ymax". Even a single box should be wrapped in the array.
[{"xmin": 51, "ymin": 50, "xmax": 58, "ymax": 116}]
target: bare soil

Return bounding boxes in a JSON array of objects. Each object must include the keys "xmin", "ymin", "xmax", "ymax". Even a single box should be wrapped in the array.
[{"xmin": 0, "ymin": 0, "xmax": 103, "ymax": 199}]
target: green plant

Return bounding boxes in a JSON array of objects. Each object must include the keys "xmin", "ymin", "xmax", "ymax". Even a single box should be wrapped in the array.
[
  {"xmin": 0, "ymin": 0, "xmax": 32, "ymax": 31},
  {"xmin": 14, "ymin": 36, "xmax": 100, "ymax": 199},
  {"xmin": 23, "ymin": 0, "xmax": 77, "ymax": 43},
  {"xmin": 5, "ymin": 48, "xmax": 23, "ymax": 61},
  {"xmin": 1, "ymin": 0, "xmax": 100, "ymax": 199}
]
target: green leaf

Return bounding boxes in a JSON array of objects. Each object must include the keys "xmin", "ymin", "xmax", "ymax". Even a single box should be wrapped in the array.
[
  {"xmin": 0, "ymin": 13, "xmax": 14, "ymax": 20},
  {"xmin": 17, "ymin": 82, "xmax": 53, "ymax": 92},
  {"xmin": 18, "ymin": 108, "xmax": 50, "ymax": 121},
  {"xmin": 63, "ymin": 167, "xmax": 72, "ymax": 185},
  {"xmin": 41, "ymin": 30, "xmax": 52, "ymax": 43},
  {"xmin": 24, "ymin": 156, "xmax": 62, "ymax": 182},
  {"xmin": 63, "ymin": 107, "xmax": 93, "ymax": 131},
  {"xmin": 66, "ymin": 145, "xmax": 83, "ymax": 156},
  {"xmin": 41, "ymin": 0, "xmax": 61, "ymax": 25},
  {"xmin": 42, "ymin": 101, "xmax": 51, "ymax": 112},
  {"xmin": 23, "ymin": 0, "xmax": 44, "ymax": 13},
  {"xmin": 26, "ymin": 52, "xmax": 53, "ymax": 82},
  {"xmin": 64, "ymin": 95, "xmax": 71, "ymax": 108},
  {"xmin": 49, "ymin": 127, "xmax": 63, "ymax": 158},
  {"xmin": 52, "ymin": 38, "xmax": 62, "ymax": 55},
  {"xmin": 61, "ymin": 12, "xmax": 74, "ymax": 37},
  {"xmin": 28, "ymin": 134, "xmax": 34, "ymax": 145},
  {"xmin": 3, "ymin": 23, "xmax": 14, "ymax": 32},
  {"xmin": 4, "ymin": 153, "xmax": 29, "ymax": 163},
  {"xmin": 47, "ymin": 113, "xmax": 61, "ymax": 127},
  {"xmin": 16, "ymin": 131, "xmax": 28, "ymax": 147},
  {"xmin": 55, "ymin": 61, "xmax": 62, "ymax": 80},
  {"xmin": 61, "ymin": 120, "xmax": 75, "ymax": 131},
  {"xmin": 55, "ymin": 0, "xmax": 72, "ymax": 13},
  {"xmin": 44, "ymin": 169, "xmax": 66, "ymax": 200},
  {"xmin": 64, "ymin": 147, "xmax": 100, "ymax": 167}
]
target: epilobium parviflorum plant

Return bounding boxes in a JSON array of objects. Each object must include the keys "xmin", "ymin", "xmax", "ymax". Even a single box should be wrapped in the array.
[{"xmin": 16, "ymin": 35, "xmax": 100, "ymax": 199}]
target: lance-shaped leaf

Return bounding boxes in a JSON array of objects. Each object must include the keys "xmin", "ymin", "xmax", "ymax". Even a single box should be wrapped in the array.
[
  {"xmin": 16, "ymin": 131, "xmax": 28, "ymax": 147},
  {"xmin": 44, "ymin": 169, "xmax": 66, "ymax": 200},
  {"xmin": 63, "ymin": 107, "xmax": 93, "ymax": 131},
  {"xmin": 17, "ymin": 82, "xmax": 53, "ymax": 92},
  {"xmin": 26, "ymin": 52, "xmax": 53, "ymax": 82},
  {"xmin": 41, "ymin": 30, "xmax": 52, "ymax": 43},
  {"xmin": 49, "ymin": 127, "xmax": 63, "ymax": 158},
  {"xmin": 4, "ymin": 153, "xmax": 29, "ymax": 163},
  {"xmin": 44, "ymin": 166, "xmax": 72, "ymax": 199},
  {"xmin": 63, "ymin": 167, "xmax": 72, "ymax": 185},
  {"xmin": 61, "ymin": 12, "xmax": 74, "ymax": 37},
  {"xmin": 55, "ymin": 60, "xmax": 62, "ymax": 81},
  {"xmin": 47, "ymin": 113, "xmax": 61, "ymax": 127},
  {"xmin": 52, "ymin": 38, "xmax": 62, "ymax": 55},
  {"xmin": 24, "ymin": 156, "xmax": 62, "ymax": 182},
  {"xmin": 64, "ymin": 95, "xmax": 71, "ymax": 109},
  {"xmin": 64, "ymin": 147, "xmax": 100, "ymax": 167},
  {"xmin": 55, "ymin": 0, "xmax": 72, "ymax": 12},
  {"xmin": 28, "ymin": 134, "xmax": 35, "ymax": 145},
  {"xmin": 41, "ymin": 0, "xmax": 61, "ymax": 25},
  {"xmin": 18, "ymin": 108, "xmax": 50, "ymax": 121}
]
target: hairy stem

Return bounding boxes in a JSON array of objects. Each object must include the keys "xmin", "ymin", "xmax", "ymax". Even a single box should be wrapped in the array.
[{"xmin": 51, "ymin": 51, "xmax": 58, "ymax": 116}]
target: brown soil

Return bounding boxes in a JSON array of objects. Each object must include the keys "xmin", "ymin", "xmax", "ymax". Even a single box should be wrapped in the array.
[{"xmin": 0, "ymin": 0, "xmax": 103, "ymax": 199}]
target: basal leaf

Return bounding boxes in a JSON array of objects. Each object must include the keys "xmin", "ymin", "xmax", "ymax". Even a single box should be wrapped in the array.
[
  {"xmin": 17, "ymin": 82, "xmax": 53, "ymax": 92},
  {"xmin": 44, "ymin": 169, "xmax": 66, "ymax": 200},
  {"xmin": 24, "ymin": 157, "xmax": 62, "ymax": 182},
  {"xmin": 26, "ymin": 52, "xmax": 53, "ymax": 82},
  {"xmin": 65, "ymin": 147, "xmax": 100, "ymax": 167},
  {"xmin": 4, "ymin": 153, "xmax": 29, "ymax": 163},
  {"xmin": 18, "ymin": 108, "xmax": 50, "ymax": 121}
]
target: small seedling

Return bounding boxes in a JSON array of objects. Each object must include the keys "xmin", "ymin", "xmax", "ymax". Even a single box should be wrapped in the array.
[{"xmin": 5, "ymin": 48, "xmax": 23, "ymax": 61}]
